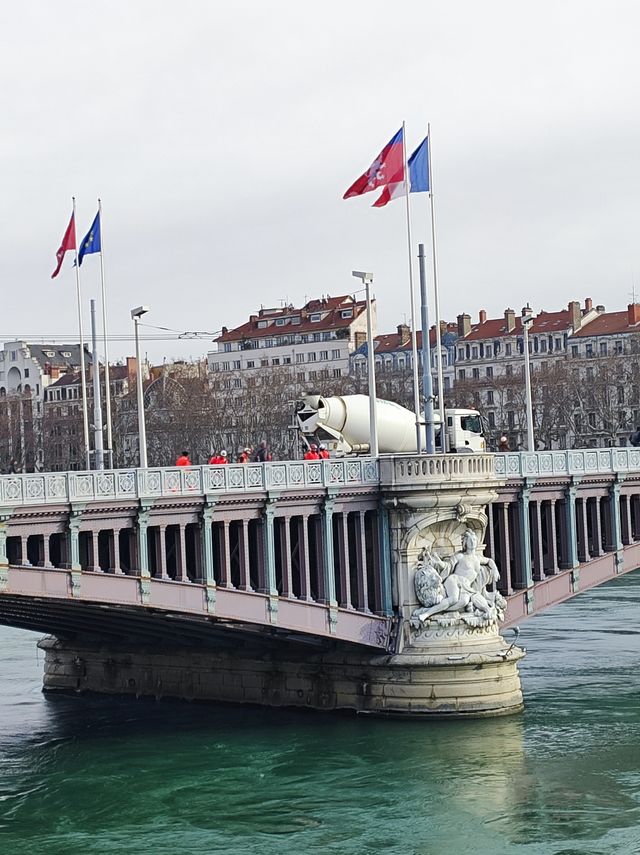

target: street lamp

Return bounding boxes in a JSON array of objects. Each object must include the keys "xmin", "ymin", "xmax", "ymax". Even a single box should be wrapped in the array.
[
  {"xmin": 352, "ymin": 271, "xmax": 378, "ymax": 457},
  {"xmin": 131, "ymin": 305, "xmax": 150, "ymax": 468},
  {"xmin": 521, "ymin": 308, "xmax": 535, "ymax": 451}
]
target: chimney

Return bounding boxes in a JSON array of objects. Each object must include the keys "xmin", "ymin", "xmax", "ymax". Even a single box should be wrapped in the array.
[
  {"xmin": 504, "ymin": 308, "xmax": 516, "ymax": 332},
  {"xmin": 584, "ymin": 297, "xmax": 593, "ymax": 312},
  {"xmin": 596, "ymin": 305, "xmax": 605, "ymax": 313},
  {"xmin": 628, "ymin": 304, "xmax": 640, "ymax": 326},
  {"xmin": 126, "ymin": 356, "xmax": 137, "ymax": 381},
  {"xmin": 457, "ymin": 313, "xmax": 471, "ymax": 337},
  {"xmin": 479, "ymin": 309, "xmax": 487, "ymax": 324},
  {"xmin": 396, "ymin": 323, "xmax": 410, "ymax": 342},
  {"xmin": 568, "ymin": 300, "xmax": 581, "ymax": 331}
]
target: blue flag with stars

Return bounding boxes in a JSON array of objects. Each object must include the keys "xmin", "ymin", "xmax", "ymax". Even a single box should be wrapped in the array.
[{"xmin": 78, "ymin": 211, "xmax": 101, "ymax": 266}]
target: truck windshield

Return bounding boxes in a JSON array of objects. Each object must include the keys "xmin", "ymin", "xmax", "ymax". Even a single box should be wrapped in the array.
[{"xmin": 460, "ymin": 415, "xmax": 482, "ymax": 434}]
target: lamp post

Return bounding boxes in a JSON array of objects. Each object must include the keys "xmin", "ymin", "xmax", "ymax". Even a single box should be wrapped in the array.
[
  {"xmin": 352, "ymin": 271, "xmax": 378, "ymax": 457},
  {"xmin": 521, "ymin": 308, "xmax": 535, "ymax": 451},
  {"xmin": 131, "ymin": 305, "xmax": 150, "ymax": 468}
]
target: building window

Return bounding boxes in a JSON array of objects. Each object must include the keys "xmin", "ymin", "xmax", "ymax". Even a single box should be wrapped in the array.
[
  {"xmin": 472, "ymin": 368, "xmax": 479, "ymax": 379},
  {"xmin": 505, "ymin": 364, "xmax": 513, "ymax": 377},
  {"xmin": 310, "ymin": 313, "xmax": 321, "ymax": 322},
  {"xmin": 276, "ymin": 318, "xmax": 286, "ymax": 326},
  {"xmin": 505, "ymin": 343, "xmax": 512, "ymax": 357},
  {"xmin": 458, "ymin": 369, "xmax": 466, "ymax": 380},
  {"xmin": 472, "ymin": 346, "xmax": 478, "ymax": 359},
  {"xmin": 615, "ymin": 340, "xmax": 623, "ymax": 354},
  {"xmin": 555, "ymin": 337, "xmax": 562, "ymax": 350},
  {"xmin": 291, "ymin": 316, "xmax": 301, "ymax": 325},
  {"xmin": 233, "ymin": 360, "xmax": 241, "ymax": 370},
  {"xmin": 296, "ymin": 353, "xmax": 304, "ymax": 363},
  {"xmin": 319, "ymin": 351, "xmax": 328, "ymax": 361},
  {"xmin": 309, "ymin": 370, "xmax": 317, "ymax": 380},
  {"xmin": 272, "ymin": 358, "xmax": 280, "ymax": 366},
  {"xmin": 486, "ymin": 366, "xmax": 493, "ymax": 379},
  {"xmin": 223, "ymin": 343, "xmax": 232, "ymax": 352},
  {"xmin": 307, "ymin": 352, "xmax": 316, "ymax": 362},
  {"xmin": 485, "ymin": 345, "xmax": 492, "ymax": 358},
  {"xmin": 283, "ymin": 356, "xmax": 291, "ymax": 365},
  {"xmin": 585, "ymin": 343, "xmax": 594, "ymax": 357},
  {"xmin": 257, "ymin": 320, "xmax": 268, "ymax": 328},
  {"xmin": 600, "ymin": 341, "xmax": 608, "ymax": 356},
  {"xmin": 341, "ymin": 309, "xmax": 353, "ymax": 318},
  {"xmin": 24, "ymin": 368, "xmax": 29, "ymax": 378},
  {"xmin": 571, "ymin": 345, "xmax": 578, "ymax": 358},
  {"xmin": 487, "ymin": 390, "xmax": 494, "ymax": 405},
  {"xmin": 333, "ymin": 368, "xmax": 342, "ymax": 378},
  {"xmin": 458, "ymin": 348, "xmax": 465, "ymax": 361},
  {"xmin": 233, "ymin": 378, "xmax": 241, "ymax": 388},
  {"xmin": 588, "ymin": 412, "xmax": 596, "ymax": 428},
  {"xmin": 222, "ymin": 361, "xmax": 230, "ymax": 370},
  {"xmin": 618, "ymin": 386, "xmax": 625, "ymax": 404},
  {"xmin": 246, "ymin": 360, "xmax": 255, "ymax": 368},
  {"xmin": 586, "ymin": 367, "xmax": 594, "ymax": 381},
  {"xmin": 507, "ymin": 411, "xmax": 515, "ymax": 429},
  {"xmin": 332, "ymin": 349, "xmax": 341, "ymax": 359},
  {"xmin": 488, "ymin": 411, "xmax": 495, "ymax": 428},
  {"xmin": 297, "ymin": 372, "xmax": 305, "ymax": 382}
]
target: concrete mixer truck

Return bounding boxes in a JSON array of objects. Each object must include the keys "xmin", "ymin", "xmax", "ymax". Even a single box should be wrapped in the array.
[{"xmin": 295, "ymin": 394, "xmax": 485, "ymax": 455}]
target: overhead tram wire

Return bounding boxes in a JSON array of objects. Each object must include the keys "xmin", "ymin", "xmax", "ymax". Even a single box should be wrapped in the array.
[{"xmin": 0, "ymin": 324, "xmax": 223, "ymax": 344}]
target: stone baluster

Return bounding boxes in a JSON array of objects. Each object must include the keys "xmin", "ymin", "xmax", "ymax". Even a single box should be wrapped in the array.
[
  {"xmin": 531, "ymin": 500, "xmax": 544, "ymax": 581},
  {"xmin": 239, "ymin": 519, "xmax": 252, "ymax": 591},
  {"xmin": 377, "ymin": 503, "xmax": 392, "ymax": 617},
  {"xmin": 110, "ymin": 527, "xmax": 123, "ymax": 574},
  {"xmin": 498, "ymin": 502, "xmax": 514, "ymax": 593},
  {"xmin": 547, "ymin": 500, "xmax": 559, "ymax": 574},
  {"xmin": 220, "ymin": 520, "xmax": 232, "ymax": 587},
  {"xmin": 176, "ymin": 523, "xmax": 188, "ymax": 582},
  {"xmin": 624, "ymin": 494, "xmax": 634, "ymax": 545},
  {"xmin": 337, "ymin": 511, "xmax": 352, "ymax": 609},
  {"xmin": 515, "ymin": 485, "xmax": 533, "ymax": 589},
  {"xmin": 20, "ymin": 534, "xmax": 31, "ymax": 567},
  {"xmin": 91, "ymin": 530, "xmax": 102, "ymax": 572},
  {"xmin": 579, "ymin": 498, "xmax": 591, "ymax": 562},
  {"xmin": 299, "ymin": 515, "xmax": 312, "ymax": 602},
  {"xmin": 157, "ymin": 525, "xmax": 169, "ymax": 579},
  {"xmin": 355, "ymin": 509, "xmax": 370, "ymax": 612},
  {"xmin": 321, "ymin": 496, "xmax": 337, "ymax": 607},
  {"xmin": 281, "ymin": 516, "xmax": 294, "ymax": 599},
  {"xmin": 608, "ymin": 481, "xmax": 623, "ymax": 554},
  {"xmin": 262, "ymin": 498, "xmax": 278, "ymax": 624}
]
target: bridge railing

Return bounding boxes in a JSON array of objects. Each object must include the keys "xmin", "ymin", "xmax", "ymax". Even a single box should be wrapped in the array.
[
  {"xmin": 0, "ymin": 458, "xmax": 380, "ymax": 507},
  {"xmin": 494, "ymin": 448, "xmax": 640, "ymax": 478},
  {"xmin": 379, "ymin": 453, "xmax": 496, "ymax": 486}
]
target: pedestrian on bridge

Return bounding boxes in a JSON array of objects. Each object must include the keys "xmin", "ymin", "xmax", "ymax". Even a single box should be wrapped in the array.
[
  {"xmin": 176, "ymin": 451, "xmax": 191, "ymax": 466},
  {"xmin": 304, "ymin": 443, "xmax": 320, "ymax": 460},
  {"xmin": 209, "ymin": 450, "xmax": 228, "ymax": 464},
  {"xmin": 630, "ymin": 427, "xmax": 640, "ymax": 447},
  {"xmin": 237, "ymin": 447, "xmax": 251, "ymax": 463},
  {"xmin": 253, "ymin": 441, "xmax": 272, "ymax": 463}
]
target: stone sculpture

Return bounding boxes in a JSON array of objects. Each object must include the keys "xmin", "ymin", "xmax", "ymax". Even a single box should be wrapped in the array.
[{"xmin": 411, "ymin": 529, "xmax": 506, "ymax": 629}]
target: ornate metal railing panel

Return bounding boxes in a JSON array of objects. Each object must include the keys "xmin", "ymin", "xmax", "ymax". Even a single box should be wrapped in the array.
[
  {"xmin": 494, "ymin": 449, "xmax": 640, "ymax": 478},
  {"xmin": 0, "ymin": 459, "xmax": 380, "ymax": 508}
]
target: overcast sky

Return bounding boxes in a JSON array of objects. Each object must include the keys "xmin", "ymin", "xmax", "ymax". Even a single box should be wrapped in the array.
[{"xmin": 2, "ymin": 1, "xmax": 640, "ymax": 363}]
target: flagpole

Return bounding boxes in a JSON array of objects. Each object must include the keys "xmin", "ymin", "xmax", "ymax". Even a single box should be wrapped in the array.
[
  {"xmin": 72, "ymin": 196, "xmax": 91, "ymax": 470},
  {"xmin": 98, "ymin": 198, "xmax": 114, "ymax": 468},
  {"xmin": 427, "ymin": 123, "xmax": 446, "ymax": 452},
  {"xmin": 402, "ymin": 120, "xmax": 422, "ymax": 452}
]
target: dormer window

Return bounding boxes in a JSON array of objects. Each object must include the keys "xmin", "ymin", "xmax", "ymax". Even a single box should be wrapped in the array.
[
  {"xmin": 310, "ymin": 313, "xmax": 321, "ymax": 322},
  {"xmin": 61, "ymin": 351, "xmax": 71, "ymax": 358},
  {"xmin": 44, "ymin": 350, "xmax": 55, "ymax": 358},
  {"xmin": 341, "ymin": 309, "xmax": 353, "ymax": 318},
  {"xmin": 291, "ymin": 316, "xmax": 301, "ymax": 325},
  {"xmin": 257, "ymin": 320, "xmax": 268, "ymax": 328},
  {"xmin": 275, "ymin": 318, "xmax": 287, "ymax": 326}
]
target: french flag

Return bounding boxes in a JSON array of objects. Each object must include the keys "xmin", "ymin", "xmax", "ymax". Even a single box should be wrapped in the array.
[
  {"xmin": 373, "ymin": 136, "xmax": 429, "ymax": 208},
  {"xmin": 343, "ymin": 128, "xmax": 405, "ymax": 199}
]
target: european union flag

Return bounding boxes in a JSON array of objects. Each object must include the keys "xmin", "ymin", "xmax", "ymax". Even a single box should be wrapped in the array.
[
  {"xmin": 408, "ymin": 136, "xmax": 429, "ymax": 193},
  {"xmin": 78, "ymin": 211, "xmax": 101, "ymax": 266}
]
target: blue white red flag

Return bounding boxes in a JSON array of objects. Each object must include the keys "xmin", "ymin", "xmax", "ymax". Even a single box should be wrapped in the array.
[
  {"xmin": 372, "ymin": 136, "xmax": 429, "ymax": 208},
  {"xmin": 343, "ymin": 128, "xmax": 404, "ymax": 199}
]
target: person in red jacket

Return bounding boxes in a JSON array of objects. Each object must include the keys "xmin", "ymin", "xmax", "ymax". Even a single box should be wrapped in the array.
[
  {"xmin": 303, "ymin": 443, "xmax": 320, "ymax": 460},
  {"xmin": 176, "ymin": 451, "xmax": 191, "ymax": 466},
  {"xmin": 237, "ymin": 447, "xmax": 251, "ymax": 463},
  {"xmin": 318, "ymin": 443, "xmax": 330, "ymax": 459},
  {"xmin": 209, "ymin": 450, "xmax": 228, "ymax": 465}
]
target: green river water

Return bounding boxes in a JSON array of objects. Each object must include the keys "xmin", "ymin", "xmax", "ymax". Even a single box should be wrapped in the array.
[{"xmin": 1, "ymin": 571, "xmax": 640, "ymax": 854}]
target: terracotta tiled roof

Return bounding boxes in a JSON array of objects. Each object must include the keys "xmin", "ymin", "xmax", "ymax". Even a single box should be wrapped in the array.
[
  {"xmin": 463, "ymin": 309, "xmax": 576, "ymax": 341},
  {"xmin": 463, "ymin": 318, "xmax": 523, "ymax": 341},
  {"xmin": 571, "ymin": 310, "xmax": 640, "ymax": 337},
  {"xmin": 215, "ymin": 295, "xmax": 367, "ymax": 343}
]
